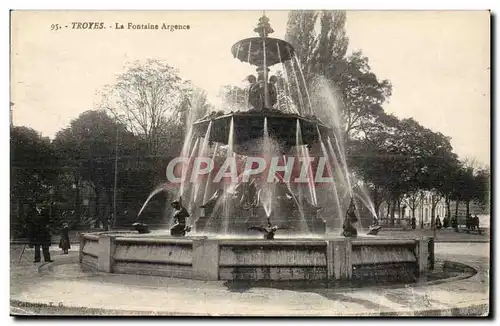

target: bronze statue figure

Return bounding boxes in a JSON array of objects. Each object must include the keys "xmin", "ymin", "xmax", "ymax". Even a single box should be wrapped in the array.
[
  {"xmin": 170, "ymin": 198, "xmax": 192, "ymax": 237},
  {"xmin": 248, "ymin": 220, "xmax": 292, "ymax": 240},
  {"xmin": 132, "ymin": 222, "xmax": 150, "ymax": 234},
  {"xmin": 342, "ymin": 197, "xmax": 358, "ymax": 237}
]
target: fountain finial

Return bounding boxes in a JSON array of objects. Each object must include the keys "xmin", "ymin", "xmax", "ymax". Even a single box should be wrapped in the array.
[{"xmin": 254, "ymin": 15, "xmax": 274, "ymax": 38}]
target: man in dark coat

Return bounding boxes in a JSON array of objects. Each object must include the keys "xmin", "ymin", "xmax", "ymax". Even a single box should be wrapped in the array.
[
  {"xmin": 27, "ymin": 203, "xmax": 53, "ymax": 263},
  {"xmin": 473, "ymin": 214, "xmax": 480, "ymax": 234}
]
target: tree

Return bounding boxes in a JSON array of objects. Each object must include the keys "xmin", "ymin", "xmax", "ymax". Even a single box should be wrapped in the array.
[
  {"xmin": 218, "ymin": 84, "xmax": 248, "ymax": 110},
  {"xmin": 53, "ymin": 110, "xmax": 140, "ymax": 227},
  {"xmin": 285, "ymin": 10, "xmax": 320, "ymax": 81},
  {"xmin": 404, "ymin": 190, "xmax": 425, "ymax": 224},
  {"xmin": 474, "ymin": 167, "xmax": 490, "ymax": 211},
  {"xmin": 285, "ymin": 10, "xmax": 392, "ymax": 141},
  {"xmin": 100, "ymin": 59, "xmax": 196, "ymax": 156},
  {"xmin": 11, "ymin": 126, "xmax": 58, "ymax": 235},
  {"xmin": 457, "ymin": 159, "xmax": 490, "ymax": 219},
  {"xmin": 349, "ymin": 115, "xmax": 460, "ymax": 226}
]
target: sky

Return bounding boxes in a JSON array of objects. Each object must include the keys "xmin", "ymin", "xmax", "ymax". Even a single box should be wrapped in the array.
[{"xmin": 10, "ymin": 10, "xmax": 490, "ymax": 165}]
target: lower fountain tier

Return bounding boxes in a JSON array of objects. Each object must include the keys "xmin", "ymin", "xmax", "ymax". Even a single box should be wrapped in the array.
[
  {"xmin": 192, "ymin": 110, "xmax": 333, "ymax": 155},
  {"xmin": 80, "ymin": 232, "xmax": 434, "ymax": 282},
  {"xmin": 193, "ymin": 214, "xmax": 326, "ymax": 235}
]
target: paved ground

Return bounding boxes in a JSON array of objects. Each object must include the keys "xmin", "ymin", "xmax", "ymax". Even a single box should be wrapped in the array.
[
  {"xmin": 9, "ymin": 240, "xmax": 490, "ymax": 316},
  {"xmin": 376, "ymin": 228, "xmax": 489, "ymax": 242}
]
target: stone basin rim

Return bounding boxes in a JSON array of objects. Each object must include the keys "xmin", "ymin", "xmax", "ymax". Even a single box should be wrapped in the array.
[{"xmin": 82, "ymin": 231, "xmax": 428, "ymax": 246}]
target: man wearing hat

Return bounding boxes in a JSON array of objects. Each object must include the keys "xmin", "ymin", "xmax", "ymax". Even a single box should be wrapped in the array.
[{"xmin": 27, "ymin": 202, "xmax": 53, "ymax": 263}]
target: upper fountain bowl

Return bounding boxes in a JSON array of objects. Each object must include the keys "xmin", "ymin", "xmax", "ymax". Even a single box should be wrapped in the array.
[{"xmin": 231, "ymin": 37, "xmax": 296, "ymax": 67}]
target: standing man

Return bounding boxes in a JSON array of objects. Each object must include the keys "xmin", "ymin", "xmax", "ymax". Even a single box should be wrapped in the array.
[
  {"xmin": 473, "ymin": 214, "xmax": 480, "ymax": 233},
  {"xmin": 27, "ymin": 203, "xmax": 53, "ymax": 263}
]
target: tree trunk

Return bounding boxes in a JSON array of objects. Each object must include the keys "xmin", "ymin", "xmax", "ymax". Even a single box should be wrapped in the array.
[
  {"xmin": 94, "ymin": 189, "xmax": 100, "ymax": 228},
  {"xmin": 397, "ymin": 198, "xmax": 401, "ymax": 225},
  {"xmin": 373, "ymin": 188, "xmax": 381, "ymax": 218},
  {"xmin": 454, "ymin": 200, "xmax": 460, "ymax": 231},
  {"xmin": 375, "ymin": 201, "xmax": 382, "ymax": 219},
  {"xmin": 445, "ymin": 196, "xmax": 450, "ymax": 218},
  {"xmin": 74, "ymin": 177, "xmax": 81, "ymax": 224},
  {"xmin": 430, "ymin": 200, "xmax": 437, "ymax": 229},
  {"xmin": 466, "ymin": 200, "xmax": 470, "ymax": 218},
  {"xmin": 390, "ymin": 198, "xmax": 396, "ymax": 225},
  {"xmin": 420, "ymin": 210, "xmax": 424, "ymax": 229},
  {"xmin": 107, "ymin": 189, "xmax": 112, "ymax": 230}
]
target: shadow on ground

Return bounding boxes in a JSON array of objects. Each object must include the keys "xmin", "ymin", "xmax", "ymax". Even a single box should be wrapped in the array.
[{"xmin": 222, "ymin": 259, "xmax": 476, "ymax": 301}]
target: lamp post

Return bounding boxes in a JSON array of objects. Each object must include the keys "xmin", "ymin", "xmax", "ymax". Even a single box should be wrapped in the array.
[
  {"xmin": 49, "ymin": 188, "xmax": 54, "ymax": 223},
  {"xmin": 112, "ymin": 127, "xmax": 119, "ymax": 229}
]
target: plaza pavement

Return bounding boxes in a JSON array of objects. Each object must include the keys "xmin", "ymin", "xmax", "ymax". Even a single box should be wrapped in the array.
[{"xmin": 9, "ymin": 239, "xmax": 490, "ymax": 316}]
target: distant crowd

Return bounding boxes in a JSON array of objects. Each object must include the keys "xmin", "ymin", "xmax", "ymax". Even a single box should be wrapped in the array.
[{"xmin": 409, "ymin": 213, "xmax": 481, "ymax": 233}]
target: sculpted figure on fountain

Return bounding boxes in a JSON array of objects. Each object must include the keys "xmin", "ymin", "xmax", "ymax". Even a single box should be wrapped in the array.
[
  {"xmin": 342, "ymin": 197, "xmax": 358, "ymax": 237},
  {"xmin": 170, "ymin": 199, "xmax": 192, "ymax": 236}
]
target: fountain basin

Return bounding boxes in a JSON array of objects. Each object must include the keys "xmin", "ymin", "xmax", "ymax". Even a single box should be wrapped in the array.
[{"xmin": 79, "ymin": 232, "xmax": 434, "ymax": 282}]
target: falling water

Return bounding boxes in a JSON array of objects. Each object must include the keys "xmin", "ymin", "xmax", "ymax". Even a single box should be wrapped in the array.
[
  {"xmin": 244, "ymin": 41, "xmax": 253, "ymax": 108},
  {"xmin": 192, "ymin": 121, "xmax": 213, "ymax": 205},
  {"xmin": 260, "ymin": 117, "xmax": 274, "ymax": 218},
  {"xmin": 331, "ymin": 132, "xmax": 353, "ymax": 197},
  {"xmin": 317, "ymin": 126, "xmax": 343, "ymax": 229},
  {"xmin": 355, "ymin": 190, "xmax": 378, "ymax": 223},
  {"xmin": 262, "ymin": 39, "xmax": 269, "ymax": 108},
  {"xmin": 178, "ymin": 137, "xmax": 201, "ymax": 219},
  {"xmin": 177, "ymin": 88, "xmax": 211, "ymax": 198},
  {"xmin": 276, "ymin": 43, "xmax": 297, "ymax": 114},
  {"xmin": 222, "ymin": 117, "xmax": 235, "ymax": 234},
  {"xmin": 274, "ymin": 76, "xmax": 281, "ymax": 110},
  {"xmin": 178, "ymin": 131, "xmax": 195, "ymax": 197},
  {"xmin": 294, "ymin": 54, "xmax": 313, "ymax": 116},
  {"xmin": 326, "ymin": 137, "xmax": 349, "ymax": 198},
  {"xmin": 233, "ymin": 44, "xmax": 242, "ymax": 107},
  {"xmin": 287, "ymin": 47, "xmax": 305, "ymax": 114},
  {"xmin": 142, "ymin": 90, "xmax": 206, "ymax": 223},
  {"xmin": 295, "ymin": 119, "xmax": 318, "ymax": 206},
  {"xmin": 325, "ymin": 136, "xmax": 348, "ymax": 196},
  {"xmin": 313, "ymin": 74, "xmax": 376, "ymax": 230},
  {"xmin": 201, "ymin": 143, "xmax": 219, "ymax": 216},
  {"xmin": 137, "ymin": 182, "xmax": 175, "ymax": 218}
]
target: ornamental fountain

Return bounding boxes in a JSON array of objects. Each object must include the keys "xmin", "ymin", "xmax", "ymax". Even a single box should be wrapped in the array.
[{"xmin": 79, "ymin": 15, "xmax": 434, "ymax": 283}]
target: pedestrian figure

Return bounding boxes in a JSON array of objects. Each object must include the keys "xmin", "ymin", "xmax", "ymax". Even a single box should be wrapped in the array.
[
  {"xmin": 436, "ymin": 215, "xmax": 442, "ymax": 229},
  {"xmin": 473, "ymin": 214, "xmax": 480, "ymax": 234},
  {"xmin": 27, "ymin": 203, "xmax": 53, "ymax": 263},
  {"xmin": 59, "ymin": 222, "xmax": 70, "ymax": 254}
]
